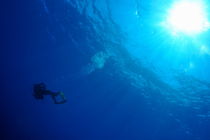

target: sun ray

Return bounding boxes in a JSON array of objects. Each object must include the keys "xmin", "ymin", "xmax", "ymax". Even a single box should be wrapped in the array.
[{"xmin": 164, "ymin": 0, "xmax": 210, "ymax": 36}]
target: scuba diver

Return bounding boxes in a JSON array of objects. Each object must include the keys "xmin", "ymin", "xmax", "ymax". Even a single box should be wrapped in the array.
[{"xmin": 33, "ymin": 83, "xmax": 67, "ymax": 104}]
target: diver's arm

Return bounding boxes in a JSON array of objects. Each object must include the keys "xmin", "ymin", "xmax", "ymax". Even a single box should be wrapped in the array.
[
  {"xmin": 51, "ymin": 92, "xmax": 67, "ymax": 104},
  {"xmin": 43, "ymin": 90, "xmax": 57, "ymax": 95}
]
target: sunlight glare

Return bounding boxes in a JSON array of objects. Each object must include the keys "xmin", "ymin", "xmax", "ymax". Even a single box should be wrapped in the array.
[{"xmin": 165, "ymin": 0, "xmax": 210, "ymax": 35}]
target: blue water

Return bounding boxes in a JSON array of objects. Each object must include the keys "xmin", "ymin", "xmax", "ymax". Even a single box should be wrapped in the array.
[{"xmin": 2, "ymin": 0, "xmax": 210, "ymax": 139}]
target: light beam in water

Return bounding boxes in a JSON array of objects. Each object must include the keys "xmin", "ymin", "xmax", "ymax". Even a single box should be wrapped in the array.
[{"xmin": 164, "ymin": 0, "xmax": 210, "ymax": 36}]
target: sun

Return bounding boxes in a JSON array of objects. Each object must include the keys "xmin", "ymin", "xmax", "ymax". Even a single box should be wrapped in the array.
[{"xmin": 165, "ymin": 0, "xmax": 210, "ymax": 35}]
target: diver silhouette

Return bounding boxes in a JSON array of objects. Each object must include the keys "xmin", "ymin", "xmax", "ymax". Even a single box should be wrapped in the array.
[{"xmin": 33, "ymin": 83, "xmax": 67, "ymax": 104}]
